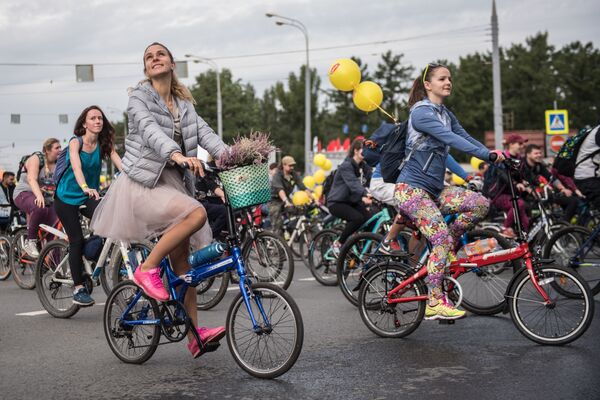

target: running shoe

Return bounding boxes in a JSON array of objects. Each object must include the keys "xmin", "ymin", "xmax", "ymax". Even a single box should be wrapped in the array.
[
  {"xmin": 23, "ymin": 239, "xmax": 39, "ymax": 258},
  {"xmin": 133, "ymin": 267, "xmax": 169, "ymax": 302},
  {"xmin": 425, "ymin": 302, "xmax": 466, "ymax": 320},
  {"xmin": 187, "ymin": 326, "xmax": 226, "ymax": 358},
  {"xmin": 73, "ymin": 287, "xmax": 95, "ymax": 307}
]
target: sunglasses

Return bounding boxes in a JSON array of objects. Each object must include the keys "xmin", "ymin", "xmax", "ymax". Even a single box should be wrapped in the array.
[{"xmin": 422, "ymin": 63, "xmax": 446, "ymax": 85}]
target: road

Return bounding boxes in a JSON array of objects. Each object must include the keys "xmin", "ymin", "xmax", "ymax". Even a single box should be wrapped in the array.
[{"xmin": 1, "ymin": 263, "xmax": 599, "ymax": 400}]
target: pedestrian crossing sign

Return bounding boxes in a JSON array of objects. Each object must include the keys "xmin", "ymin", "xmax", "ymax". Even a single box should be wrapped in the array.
[{"xmin": 545, "ymin": 109, "xmax": 569, "ymax": 134}]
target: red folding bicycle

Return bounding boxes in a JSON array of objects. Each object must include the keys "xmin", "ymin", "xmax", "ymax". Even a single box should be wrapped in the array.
[{"xmin": 358, "ymin": 158, "xmax": 594, "ymax": 345}]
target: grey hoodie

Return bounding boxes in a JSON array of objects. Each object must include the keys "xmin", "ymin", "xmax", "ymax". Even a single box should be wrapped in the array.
[{"xmin": 122, "ymin": 80, "xmax": 226, "ymax": 193}]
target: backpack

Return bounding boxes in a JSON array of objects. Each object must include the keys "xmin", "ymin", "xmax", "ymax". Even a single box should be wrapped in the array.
[
  {"xmin": 362, "ymin": 122, "xmax": 398, "ymax": 167},
  {"xmin": 16, "ymin": 152, "xmax": 44, "ymax": 182},
  {"xmin": 379, "ymin": 121, "xmax": 412, "ymax": 183},
  {"xmin": 322, "ymin": 169, "xmax": 337, "ymax": 202},
  {"xmin": 54, "ymin": 136, "xmax": 84, "ymax": 186},
  {"xmin": 553, "ymin": 125, "xmax": 600, "ymax": 177}
]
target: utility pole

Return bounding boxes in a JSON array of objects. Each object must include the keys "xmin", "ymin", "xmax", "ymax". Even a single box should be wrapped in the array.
[{"xmin": 491, "ymin": 0, "xmax": 504, "ymax": 149}]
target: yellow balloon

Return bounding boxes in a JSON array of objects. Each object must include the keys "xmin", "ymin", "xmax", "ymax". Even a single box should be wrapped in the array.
[
  {"xmin": 452, "ymin": 174, "xmax": 466, "ymax": 186},
  {"xmin": 303, "ymin": 175, "xmax": 316, "ymax": 189},
  {"xmin": 100, "ymin": 175, "xmax": 107, "ymax": 184},
  {"xmin": 328, "ymin": 58, "xmax": 361, "ymax": 92},
  {"xmin": 322, "ymin": 159, "xmax": 333, "ymax": 171},
  {"xmin": 470, "ymin": 157, "xmax": 484, "ymax": 171},
  {"xmin": 313, "ymin": 169, "xmax": 326, "ymax": 184},
  {"xmin": 353, "ymin": 81, "xmax": 383, "ymax": 112},
  {"xmin": 292, "ymin": 191, "xmax": 310, "ymax": 206},
  {"xmin": 313, "ymin": 185, "xmax": 323, "ymax": 200},
  {"xmin": 313, "ymin": 153, "xmax": 327, "ymax": 168}
]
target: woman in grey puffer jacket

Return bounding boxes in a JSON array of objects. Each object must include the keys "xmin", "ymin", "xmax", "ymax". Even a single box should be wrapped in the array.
[{"xmin": 91, "ymin": 42, "xmax": 227, "ymax": 357}]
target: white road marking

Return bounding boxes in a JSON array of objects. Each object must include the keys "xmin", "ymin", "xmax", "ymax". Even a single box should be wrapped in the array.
[
  {"xmin": 16, "ymin": 302, "xmax": 106, "ymax": 316},
  {"xmin": 298, "ymin": 277, "xmax": 316, "ymax": 282}
]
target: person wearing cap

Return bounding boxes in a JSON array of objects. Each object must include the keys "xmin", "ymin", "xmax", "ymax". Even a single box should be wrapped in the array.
[{"xmin": 269, "ymin": 156, "xmax": 307, "ymax": 236}]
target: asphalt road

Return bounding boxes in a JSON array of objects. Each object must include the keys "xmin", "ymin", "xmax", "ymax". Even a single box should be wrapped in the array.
[{"xmin": 1, "ymin": 262, "xmax": 599, "ymax": 400}]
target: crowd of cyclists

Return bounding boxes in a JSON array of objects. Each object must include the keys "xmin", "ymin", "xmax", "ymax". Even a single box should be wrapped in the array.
[{"xmin": 1, "ymin": 51, "xmax": 599, "ymax": 367}]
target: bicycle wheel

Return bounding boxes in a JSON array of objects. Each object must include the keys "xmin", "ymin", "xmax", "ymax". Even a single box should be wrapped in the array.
[
  {"xmin": 10, "ymin": 229, "xmax": 36, "ymax": 289},
  {"xmin": 104, "ymin": 280, "xmax": 160, "ymax": 364},
  {"xmin": 243, "ymin": 232, "xmax": 294, "ymax": 289},
  {"xmin": 197, "ymin": 272, "xmax": 230, "ymax": 310},
  {"xmin": 108, "ymin": 240, "xmax": 154, "ymax": 294},
  {"xmin": 543, "ymin": 226, "xmax": 600, "ymax": 295},
  {"xmin": 453, "ymin": 229, "xmax": 519, "ymax": 315},
  {"xmin": 508, "ymin": 264, "xmax": 594, "ymax": 345},
  {"xmin": 34, "ymin": 239, "xmax": 80, "ymax": 318},
  {"xmin": 358, "ymin": 261, "xmax": 426, "ymax": 338},
  {"xmin": 226, "ymin": 283, "xmax": 303, "ymax": 379},
  {"xmin": 0, "ymin": 235, "xmax": 11, "ymax": 280},
  {"xmin": 308, "ymin": 229, "xmax": 339, "ymax": 286},
  {"xmin": 337, "ymin": 232, "xmax": 384, "ymax": 306}
]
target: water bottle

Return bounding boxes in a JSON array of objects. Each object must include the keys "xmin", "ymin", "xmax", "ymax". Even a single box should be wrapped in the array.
[
  {"xmin": 463, "ymin": 238, "xmax": 499, "ymax": 257},
  {"xmin": 188, "ymin": 242, "xmax": 227, "ymax": 268}
]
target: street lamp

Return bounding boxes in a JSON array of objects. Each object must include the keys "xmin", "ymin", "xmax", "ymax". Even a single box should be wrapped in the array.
[
  {"xmin": 184, "ymin": 54, "xmax": 223, "ymax": 139},
  {"xmin": 265, "ymin": 12, "xmax": 311, "ymax": 175}
]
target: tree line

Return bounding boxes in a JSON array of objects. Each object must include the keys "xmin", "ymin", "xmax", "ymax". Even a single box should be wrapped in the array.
[{"xmin": 113, "ymin": 32, "xmax": 600, "ymax": 167}]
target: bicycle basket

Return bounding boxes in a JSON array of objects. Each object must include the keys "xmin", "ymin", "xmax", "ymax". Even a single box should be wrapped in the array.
[{"xmin": 218, "ymin": 163, "xmax": 271, "ymax": 210}]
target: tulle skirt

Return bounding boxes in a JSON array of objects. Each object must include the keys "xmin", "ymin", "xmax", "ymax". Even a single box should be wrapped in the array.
[{"xmin": 90, "ymin": 168, "xmax": 212, "ymax": 250}]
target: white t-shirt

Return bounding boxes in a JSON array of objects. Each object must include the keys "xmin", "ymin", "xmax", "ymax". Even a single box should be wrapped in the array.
[{"xmin": 574, "ymin": 126, "xmax": 600, "ymax": 180}]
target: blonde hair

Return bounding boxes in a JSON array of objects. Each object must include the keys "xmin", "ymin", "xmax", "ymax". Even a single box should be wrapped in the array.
[
  {"xmin": 42, "ymin": 138, "xmax": 60, "ymax": 156},
  {"xmin": 143, "ymin": 42, "xmax": 196, "ymax": 104}
]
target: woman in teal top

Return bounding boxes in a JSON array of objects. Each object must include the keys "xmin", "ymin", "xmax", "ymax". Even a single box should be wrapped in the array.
[{"xmin": 54, "ymin": 105, "xmax": 122, "ymax": 307}]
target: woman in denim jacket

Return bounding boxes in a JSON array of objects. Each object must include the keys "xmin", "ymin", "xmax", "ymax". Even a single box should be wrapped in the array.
[{"xmin": 394, "ymin": 63, "xmax": 504, "ymax": 320}]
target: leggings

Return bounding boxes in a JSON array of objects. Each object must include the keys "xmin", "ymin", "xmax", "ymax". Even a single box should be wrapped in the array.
[
  {"xmin": 54, "ymin": 196, "xmax": 99, "ymax": 286},
  {"xmin": 328, "ymin": 202, "xmax": 370, "ymax": 244},
  {"xmin": 394, "ymin": 183, "xmax": 490, "ymax": 302},
  {"xmin": 492, "ymin": 194, "xmax": 529, "ymax": 232},
  {"xmin": 14, "ymin": 191, "xmax": 58, "ymax": 239}
]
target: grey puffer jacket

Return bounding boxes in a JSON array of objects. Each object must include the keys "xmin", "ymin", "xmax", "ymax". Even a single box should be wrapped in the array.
[{"xmin": 122, "ymin": 81, "xmax": 226, "ymax": 193}]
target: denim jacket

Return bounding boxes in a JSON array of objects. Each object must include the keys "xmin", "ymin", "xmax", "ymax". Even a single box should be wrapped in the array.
[{"xmin": 397, "ymin": 98, "xmax": 491, "ymax": 196}]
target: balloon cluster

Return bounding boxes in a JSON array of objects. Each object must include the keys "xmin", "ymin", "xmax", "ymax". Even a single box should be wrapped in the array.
[
  {"xmin": 328, "ymin": 58, "xmax": 383, "ymax": 113},
  {"xmin": 295, "ymin": 153, "xmax": 334, "ymax": 205}
]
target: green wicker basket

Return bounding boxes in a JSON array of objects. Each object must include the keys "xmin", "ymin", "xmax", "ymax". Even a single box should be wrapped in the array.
[{"xmin": 219, "ymin": 164, "xmax": 271, "ymax": 210}]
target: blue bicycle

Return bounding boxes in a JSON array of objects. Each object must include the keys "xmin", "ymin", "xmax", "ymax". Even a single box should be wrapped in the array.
[{"xmin": 103, "ymin": 165, "xmax": 304, "ymax": 379}]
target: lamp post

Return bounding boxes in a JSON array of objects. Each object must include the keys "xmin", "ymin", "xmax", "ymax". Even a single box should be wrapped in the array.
[
  {"xmin": 266, "ymin": 12, "xmax": 311, "ymax": 175},
  {"xmin": 184, "ymin": 54, "xmax": 223, "ymax": 139}
]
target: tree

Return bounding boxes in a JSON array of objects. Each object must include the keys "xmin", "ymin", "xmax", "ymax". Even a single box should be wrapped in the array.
[{"xmin": 374, "ymin": 51, "xmax": 414, "ymax": 119}]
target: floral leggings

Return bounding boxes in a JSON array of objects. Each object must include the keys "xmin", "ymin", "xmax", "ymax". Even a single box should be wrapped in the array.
[{"xmin": 394, "ymin": 183, "xmax": 490, "ymax": 304}]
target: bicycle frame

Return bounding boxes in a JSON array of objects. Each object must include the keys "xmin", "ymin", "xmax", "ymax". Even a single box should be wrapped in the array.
[
  {"xmin": 119, "ymin": 192, "xmax": 274, "ymax": 334},
  {"xmin": 567, "ymin": 224, "xmax": 600, "ymax": 269}
]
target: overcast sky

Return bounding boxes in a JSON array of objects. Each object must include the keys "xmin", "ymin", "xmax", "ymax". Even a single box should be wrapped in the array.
[{"xmin": 1, "ymin": 0, "xmax": 599, "ymax": 170}]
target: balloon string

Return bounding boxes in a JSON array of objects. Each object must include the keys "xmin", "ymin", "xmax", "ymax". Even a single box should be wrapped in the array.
[{"xmin": 353, "ymin": 84, "xmax": 398, "ymax": 123}]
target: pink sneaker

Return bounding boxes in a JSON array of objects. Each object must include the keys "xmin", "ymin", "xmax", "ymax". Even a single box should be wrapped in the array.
[
  {"xmin": 187, "ymin": 326, "xmax": 226, "ymax": 358},
  {"xmin": 133, "ymin": 267, "xmax": 169, "ymax": 302}
]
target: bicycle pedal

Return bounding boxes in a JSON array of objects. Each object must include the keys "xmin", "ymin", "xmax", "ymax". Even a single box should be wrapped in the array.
[
  {"xmin": 438, "ymin": 319, "xmax": 456, "ymax": 325},
  {"xmin": 203, "ymin": 342, "xmax": 220, "ymax": 353}
]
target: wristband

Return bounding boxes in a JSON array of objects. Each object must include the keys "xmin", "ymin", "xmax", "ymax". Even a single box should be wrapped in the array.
[{"xmin": 80, "ymin": 184, "xmax": 89, "ymax": 190}]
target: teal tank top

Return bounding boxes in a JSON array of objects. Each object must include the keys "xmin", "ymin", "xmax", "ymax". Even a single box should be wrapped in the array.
[{"xmin": 56, "ymin": 142, "xmax": 101, "ymax": 205}]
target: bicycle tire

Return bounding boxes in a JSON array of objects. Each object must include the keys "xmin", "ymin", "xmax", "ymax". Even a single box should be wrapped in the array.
[
  {"xmin": 543, "ymin": 226, "xmax": 600, "ymax": 295},
  {"xmin": 108, "ymin": 240, "xmax": 154, "ymax": 294},
  {"xmin": 337, "ymin": 232, "xmax": 385, "ymax": 306},
  {"xmin": 226, "ymin": 282, "xmax": 304, "ymax": 379},
  {"xmin": 453, "ymin": 229, "xmax": 519, "ymax": 315},
  {"xmin": 10, "ymin": 228, "xmax": 36, "ymax": 289},
  {"xmin": 0, "ymin": 235, "xmax": 11, "ymax": 280},
  {"xmin": 307, "ymin": 229, "xmax": 339, "ymax": 286},
  {"xmin": 34, "ymin": 239, "xmax": 80, "ymax": 318},
  {"xmin": 508, "ymin": 264, "xmax": 594, "ymax": 345},
  {"xmin": 196, "ymin": 272, "xmax": 230, "ymax": 310},
  {"xmin": 358, "ymin": 261, "xmax": 426, "ymax": 338},
  {"xmin": 104, "ymin": 280, "xmax": 160, "ymax": 363},
  {"xmin": 242, "ymin": 231, "xmax": 294, "ymax": 289}
]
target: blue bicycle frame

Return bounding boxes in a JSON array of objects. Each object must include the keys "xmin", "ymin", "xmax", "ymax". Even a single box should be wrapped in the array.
[{"xmin": 567, "ymin": 224, "xmax": 600, "ymax": 269}]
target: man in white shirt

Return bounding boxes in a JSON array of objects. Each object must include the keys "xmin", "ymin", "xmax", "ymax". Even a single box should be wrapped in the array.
[{"xmin": 574, "ymin": 125, "xmax": 600, "ymax": 211}]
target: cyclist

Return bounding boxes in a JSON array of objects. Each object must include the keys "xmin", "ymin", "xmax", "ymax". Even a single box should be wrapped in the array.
[
  {"xmin": 0, "ymin": 171, "xmax": 15, "ymax": 231},
  {"xmin": 54, "ymin": 106, "xmax": 121, "ymax": 307},
  {"xmin": 269, "ymin": 156, "xmax": 308, "ymax": 236},
  {"xmin": 90, "ymin": 42, "xmax": 227, "ymax": 358},
  {"xmin": 574, "ymin": 124, "xmax": 600, "ymax": 210},
  {"xmin": 394, "ymin": 63, "xmax": 503, "ymax": 320},
  {"xmin": 327, "ymin": 138, "xmax": 372, "ymax": 256},
  {"xmin": 13, "ymin": 138, "xmax": 62, "ymax": 258}
]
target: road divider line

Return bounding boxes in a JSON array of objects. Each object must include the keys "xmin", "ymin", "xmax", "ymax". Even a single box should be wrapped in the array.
[
  {"xmin": 16, "ymin": 302, "xmax": 106, "ymax": 316},
  {"xmin": 298, "ymin": 277, "xmax": 316, "ymax": 282}
]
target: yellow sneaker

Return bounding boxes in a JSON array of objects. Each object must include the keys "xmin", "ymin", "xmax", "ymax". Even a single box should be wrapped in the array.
[{"xmin": 425, "ymin": 302, "xmax": 466, "ymax": 320}]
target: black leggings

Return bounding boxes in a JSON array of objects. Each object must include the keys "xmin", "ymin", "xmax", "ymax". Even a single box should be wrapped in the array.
[
  {"xmin": 328, "ymin": 202, "xmax": 370, "ymax": 244},
  {"xmin": 552, "ymin": 193, "xmax": 579, "ymax": 222},
  {"xmin": 54, "ymin": 196, "xmax": 99, "ymax": 286},
  {"xmin": 201, "ymin": 199, "xmax": 227, "ymax": 240}
]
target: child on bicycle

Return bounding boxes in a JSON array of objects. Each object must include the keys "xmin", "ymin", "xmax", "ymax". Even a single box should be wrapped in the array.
[
  {"xmin": 54, "ymin": 106, "xmax": 122, "ymax": 306},
  {"xmin": 394, "ymin": 63, "xmax": 504, "ymax": 320},
  {"xmin": 13, "ymin": 138, "xmax": 61, "ymax": 258},
  {"xmin": 91, "ymin": 42, "xmax": 228, "ymax": 358}
]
